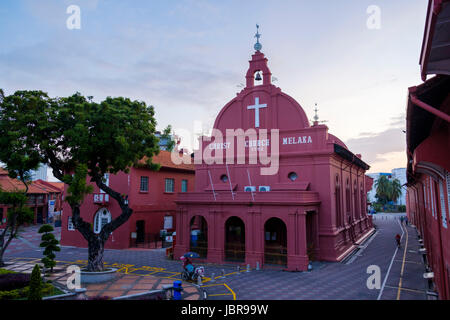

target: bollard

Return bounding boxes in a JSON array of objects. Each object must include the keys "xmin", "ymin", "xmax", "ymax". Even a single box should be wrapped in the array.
[
  {"xmin": 237, "ymin": 266, "xmax": 240, "ymax": 274},
  {"xmin": 222, "ymin": 269, "xmax": 226, "ymax": 278},
  {"xmin": 246, "ymin": 264, "xmax": 250, "ymax": 272},
  {"xmin": 211, "ymin": 273, "xmax": 215, "ymax": 283},
  {"xmin": 197, "ymin": 276, "xmax": 203, "ymax": 286},
  {"xmin": 173, "ymin": 280, "xmax": 183, "ymax": 300},
  {"xmin": 256, "ymin": 262, "xmax": 260, "ymax": 271}
]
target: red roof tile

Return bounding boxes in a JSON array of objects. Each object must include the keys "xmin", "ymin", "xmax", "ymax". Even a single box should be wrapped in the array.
[{"xmin": 137, "ymin": 150, "xmax": 194, "ymax": 172}]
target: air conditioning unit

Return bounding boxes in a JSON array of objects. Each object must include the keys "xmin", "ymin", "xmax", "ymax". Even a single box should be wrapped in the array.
[
  {"xmin": 259, "ymin": 186, "xmax": 271, "ymax": 192},
  {"xmin": 244, "ymin": 186, "xmax": 256, "ymax": 192}
]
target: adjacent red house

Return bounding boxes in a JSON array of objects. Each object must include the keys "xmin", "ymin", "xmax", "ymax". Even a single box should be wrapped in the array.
[
  {"xmin": 60, "ymin": 150, "xmax": 195, "ymax": 249},
  {"xmin": 174, "ymin": 40, "xmax": 374, "ymax": 271},
  {"xmin": 406, "ymin": 0, "xmax": 450, "ymax": 300},
  {"xmin": 0, "ymin": 168, "xmax": 63, "ymax": 226}
]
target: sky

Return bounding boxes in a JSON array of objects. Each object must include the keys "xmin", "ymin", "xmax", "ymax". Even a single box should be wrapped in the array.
[{"xmin": 0, "ymin": 0, "xmax": 429, "ymax": 180}]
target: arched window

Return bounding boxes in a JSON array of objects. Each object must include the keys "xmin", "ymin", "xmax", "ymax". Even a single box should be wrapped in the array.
[
  {"xmin": 94, "ymin": 208, "xmax": 111, "ymax": 234},
  {"xmin": 335, "ymin": 174, "xmax": 342, "ymax": 227}
]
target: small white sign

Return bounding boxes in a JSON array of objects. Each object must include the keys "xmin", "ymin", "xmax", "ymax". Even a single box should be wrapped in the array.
[{"xmin": 164, "ymin": 216, "xmax": 173, "ymax": 229}]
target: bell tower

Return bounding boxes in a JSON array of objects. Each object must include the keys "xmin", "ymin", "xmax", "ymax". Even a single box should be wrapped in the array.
[{"xmin": 245, "ymin": 25, "xmax": 272, "ymax": 88}]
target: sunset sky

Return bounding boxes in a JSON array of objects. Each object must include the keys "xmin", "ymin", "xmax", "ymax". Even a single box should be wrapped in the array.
[{"xmin": 0, "ymin": 0, "xmax": 429, "ymax": 177}]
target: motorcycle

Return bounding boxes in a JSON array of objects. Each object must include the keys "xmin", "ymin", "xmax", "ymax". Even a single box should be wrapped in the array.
[{"xmin": 180, "ymin": 253, "xmax": 205, "ymax": 282}]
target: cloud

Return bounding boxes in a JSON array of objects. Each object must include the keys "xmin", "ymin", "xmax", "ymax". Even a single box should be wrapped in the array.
[{"xmin": 345, "ymin": 113, "xmax": 407, "ymax": 171}]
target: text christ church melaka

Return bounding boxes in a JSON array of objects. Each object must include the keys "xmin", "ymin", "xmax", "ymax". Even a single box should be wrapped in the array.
[{"xmin": 173, "ymin": 31, "xmax": 374, "ymax": 271}]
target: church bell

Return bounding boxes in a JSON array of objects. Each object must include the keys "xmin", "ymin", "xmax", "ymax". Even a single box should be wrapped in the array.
[{"xmin": 255, "ymin": 72, "xmax": 262, "ymax": 81}]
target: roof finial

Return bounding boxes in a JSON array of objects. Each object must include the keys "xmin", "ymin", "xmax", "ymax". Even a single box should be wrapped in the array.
[
  {"xmin": 313, "ymin": 103, "xmax": 319, "ymax": 122},
  {"xmin": 254, "ymin": 24, "xmax": 262, "ymax": 51}
]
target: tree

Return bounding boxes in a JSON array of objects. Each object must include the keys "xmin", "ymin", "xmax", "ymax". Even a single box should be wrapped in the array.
[
  {"xmin": 38, "ymin": 224, "xmax": 60, "ymax": 272},
  {"xmin": 27, "ymin": 264, "xmax": 42, "ymax": 300},
  {"xmin": 159, "ymin": 125, "xmax": 176, "ymax": 151},
  {"xmin": 0, "ymin": 89, "xmax": 41, "ymax": 266},
  {"xmin": 374, "ymin": 175, "xmax": 391, "ymax": 205},
  {"xmin": 391, "ymin": 179, "xmax": 403, "ymax": 204},
  {"xmin": 0, "ymin": 90, "xmax": 160, "ymax": 271},
  {"xmin": 0, "ymin": 191, "xmax": 34, "ymax": 266}
]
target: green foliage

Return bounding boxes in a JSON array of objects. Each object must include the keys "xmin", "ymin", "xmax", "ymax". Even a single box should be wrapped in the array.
[
  {"xmin": 0, "ymin": 90, "xmax": 161, "ymax": 271},
  {"xmin": 38, "ymin": 224, "xmax": 54, "ymax": 234},
  {"xmin": 38, "ymin": 224, "xmax": 60, "ymax": 272},
  {"xmin": 62, "ymin": 164, "xmax": 93, "ymax": 206},
  {"xmin": 0, "ymin": 268, "xmax": 16, "ymax": 275},
  {"xmin": 0, "ymin": 90, "xmax": 160, "ymax": 204},
  {"xmin": 0, "ymin": 282, "xmax": 60, "ymax": 300},
  {"xmin": 160, "ymin": 125, "xmax": 176, "ymax": 151},
  {"xmin": 375, "ymin": 177, "xmax": 403, "ymax": 205},
  {"xmin": 27, "ymin": 264, "xmax": 42, "ymax": 300},
  {"xmin": 0, "ymin": 288, "xmax": 21, "ymax": 300}
]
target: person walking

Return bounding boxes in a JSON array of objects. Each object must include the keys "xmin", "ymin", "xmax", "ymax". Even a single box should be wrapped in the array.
[
  {"xmin": 405, "ymin": 216, "xmax": 408, "ymax": 226},
  {"xmin": 395, "ymin": 234, "xmax": 401, "ymax": 248}
]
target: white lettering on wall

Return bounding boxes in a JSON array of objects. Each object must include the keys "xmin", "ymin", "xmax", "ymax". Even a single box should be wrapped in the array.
[{"xmin": 282, "ymin": 136, "xmax": 313, "ymax": 145}]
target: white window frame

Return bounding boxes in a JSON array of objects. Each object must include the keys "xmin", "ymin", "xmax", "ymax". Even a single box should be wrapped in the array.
[
  {"xmin": 165, "ymin": 178, "xmax": 175, "ymax": 193},
  {"xmin": 68, "ymin": 216, "xmax": 75, "ymax": 231},
  {"xmin": 100, "ymin": 173, "xmax": 110, "ymax": 194},
  {"xmin": 140, "ymin": 176, "xmax": 149, "ymax": 192},
  {"xmin": 94, "ymin": 208, "xmax": 111, "ymax": 234}
]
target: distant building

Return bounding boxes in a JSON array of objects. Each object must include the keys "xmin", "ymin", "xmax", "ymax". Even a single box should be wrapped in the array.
[
  {"xmin": 367, "ymin": 168, "xmax": 407, "ymax": 205},
  {"xmin": 29, "ymin": 163, "xmax": 48, "ymax": 181},
  {"xmin": 0, "ymin": 168, "xmax": 64, "ymax": 227}
]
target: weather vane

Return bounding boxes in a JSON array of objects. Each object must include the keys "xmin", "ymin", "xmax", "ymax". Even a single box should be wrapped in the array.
[
  {"xmin": 313, "ymin": 103, "xmax": 319, "ymax": 122},
  {"xmin": 254, "ymin": 24, "xmax": 262, "ymax": 51}
]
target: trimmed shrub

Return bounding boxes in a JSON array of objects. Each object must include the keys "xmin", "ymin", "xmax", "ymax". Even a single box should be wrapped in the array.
[
  {"xmin": 38, "ymin": 224, "xmax": 60, "ymax": 272},
  {"xmin": 0, "ymin": 273, "xmax": 31, "ymax": 291},
  {"xmin": 27, "ymin": 264, "xmax": 42, "ymax": 300},
  {"xmin": 0, "ymin": 268, "xmax": 17, "ymax": 275}
]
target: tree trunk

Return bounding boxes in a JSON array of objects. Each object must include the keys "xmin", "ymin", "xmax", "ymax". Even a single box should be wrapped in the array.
[
  {"xmin": 0, "ymin": 249, "xmax": 5, "ymax": 267},
  {"xmin": 87, "ymin": 236, "xmax": 106, "ymax": 272}
]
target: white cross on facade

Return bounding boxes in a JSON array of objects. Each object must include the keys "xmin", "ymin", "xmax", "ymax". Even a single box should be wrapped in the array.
[{"xmin": 247, "ymin": 97, "xmax": 267, "ymax": 128}]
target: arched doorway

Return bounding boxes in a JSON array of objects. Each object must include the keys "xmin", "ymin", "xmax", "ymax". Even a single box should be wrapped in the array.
[
  {"xmin": 264, "ymin": 217, "xmax": 287, "ymax": 266},
  {"xmin": 225, "ymin": 216, "xmax": 245, "ymax": 262},
  {"xmin": 189, "ymin": 215, "xmax": 208, "ymax": 258}
]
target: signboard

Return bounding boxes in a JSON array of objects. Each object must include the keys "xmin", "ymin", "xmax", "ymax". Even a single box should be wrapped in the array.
[
  {"xmin": 48, "ymin": 200, "xmax": 55, "ymax": 218},
  {"xmin": 164, "ymin": 216, "xmax": 173, "ymax": 229}
]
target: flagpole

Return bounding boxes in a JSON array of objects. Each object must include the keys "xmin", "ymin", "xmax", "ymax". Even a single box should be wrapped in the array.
[
  {"xmin": 208, "ymin": 170, "xmax": 217, "ymax": 201},
  {"xmin": 226, "ymin": 163, "xmax": 235, "ymax": 200},
  {"xmin": 247, "ymin": 169, "xmax": 255, "ymax": 202}
]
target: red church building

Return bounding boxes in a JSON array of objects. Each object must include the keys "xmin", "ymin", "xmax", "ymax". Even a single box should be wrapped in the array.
[
  {"xmin": 60, "ymin": 150, "xmax": 195, "ymax": 249},
  {"xmin": 405, "ymin": 0, "xmax": 450, "ymax": 300},
  {"xmin": 173, "ymin": 31, "xmax": 374, "ymax": 271}
]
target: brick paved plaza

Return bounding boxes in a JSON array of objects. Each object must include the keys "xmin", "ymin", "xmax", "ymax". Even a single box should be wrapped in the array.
[{"xmin": 2, "ymin": 213, "xmax": 431, "ymax": 300}]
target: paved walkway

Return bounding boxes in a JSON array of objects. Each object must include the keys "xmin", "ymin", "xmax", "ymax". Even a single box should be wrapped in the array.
[
  {"xmin": 3, "ymin": 258, "xmax": 202, "ymax": 300},
  {"xmin": 1, "ymin": 213, "xmax": 433, "ymax": 300}
]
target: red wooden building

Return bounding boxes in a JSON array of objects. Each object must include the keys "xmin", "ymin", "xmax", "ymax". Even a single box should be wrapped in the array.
[
  {"xmin": 405, "ymin": 0, "xmax": 450, "ymax": 300},
  {"xmin": 60, "ymin": 150, "xmax": 195, "ymax": 249}
]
